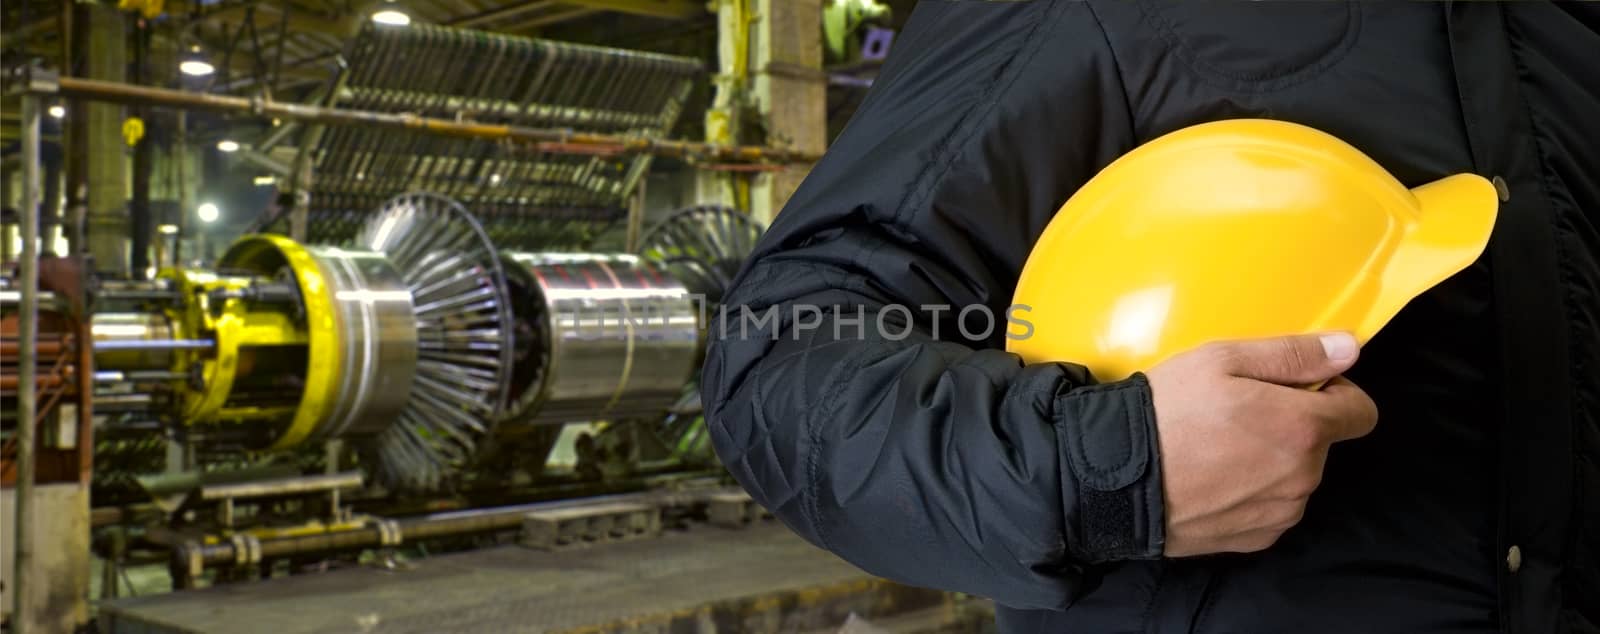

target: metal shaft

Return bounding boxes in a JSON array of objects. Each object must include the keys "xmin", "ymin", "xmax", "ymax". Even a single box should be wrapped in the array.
[
  {"xmin": 198, "ymin": 472, "xmax": 365, "ymax": 502},
  {"xmin": 13, "ymin": 92, "xmax": 41, "ymax": 634},
  {"xmin": 93, "ymin": 370, "xmax": 186, "ymax": 382},
  {"xmin": 92, "ymin": 339, "xmax": 215, "ymax": 351}
]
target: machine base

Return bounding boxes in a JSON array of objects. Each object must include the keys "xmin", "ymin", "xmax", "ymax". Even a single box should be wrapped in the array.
[{"xmin": 98, "ymin": 521, "xmax": 994, "ymax": 633}]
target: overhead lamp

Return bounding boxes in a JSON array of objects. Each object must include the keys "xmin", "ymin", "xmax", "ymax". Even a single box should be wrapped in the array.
[
  {"xmin": 371, "ymin": 6, "xmax": 411, "ymax": 26},
  {"xmin": 157, "ymin": 224, "xmax": 180, "ymax": 235},
  {"xmin": 197, "ymin": 202, "xmax": 220, "ymax": 223},
  {"xmin": 180, "ymin": 45, "xmax": 215, "ymax": 77},
  {"xmin": 48, "ymin": 105, "xmax": 66, "ymax": 119},
  {"xmin": 217, "ymin": 139, "xmax": 240, "ymax": 152},
  {"xmin": 180, "ymin": 59, "xmax": 215, "ymax": 77},
  {"xmin": 253, "ymin": 175, "xmax": 277, "ymax": 186}
]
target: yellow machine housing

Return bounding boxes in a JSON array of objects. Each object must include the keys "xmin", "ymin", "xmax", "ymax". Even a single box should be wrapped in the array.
[{"xmin": 93, "ymin": 235, "xmax": 418, "ymax": 450}]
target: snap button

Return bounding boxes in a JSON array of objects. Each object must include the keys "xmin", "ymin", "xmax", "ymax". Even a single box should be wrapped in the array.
[
  {"xmin": 1506, "ymin": 545, "xmax": 1522, "ymax": 573},
  {"xmin": 1492, "ymin": 176, "xmax": 1510, "ymax": 202}
]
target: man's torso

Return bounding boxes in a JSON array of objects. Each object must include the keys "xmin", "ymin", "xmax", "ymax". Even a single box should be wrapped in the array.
[{"xmin": 1001, "ymin": 2, "xmax": 1599, "ymax": 631}]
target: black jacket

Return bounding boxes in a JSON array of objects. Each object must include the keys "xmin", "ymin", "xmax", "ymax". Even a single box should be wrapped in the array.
[{"xmin": 702, "ymin": 2, "xmax": 1598, "ymax": 632}]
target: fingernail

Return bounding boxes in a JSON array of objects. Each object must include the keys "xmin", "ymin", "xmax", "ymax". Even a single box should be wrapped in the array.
[{"xmin": 1320, "ymin": 333, "xmax": 1358, "ymax": 362}]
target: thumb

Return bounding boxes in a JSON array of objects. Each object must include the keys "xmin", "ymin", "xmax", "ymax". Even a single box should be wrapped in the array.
[{"xmin": 1215, "ymin": 332, "xmax": 1359, "ymax": 386}]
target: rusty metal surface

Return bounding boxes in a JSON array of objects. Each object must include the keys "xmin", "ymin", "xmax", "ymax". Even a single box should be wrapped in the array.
[{"xmin": 99, "ymin": 521, "xmax": 978, "ymax": 634}]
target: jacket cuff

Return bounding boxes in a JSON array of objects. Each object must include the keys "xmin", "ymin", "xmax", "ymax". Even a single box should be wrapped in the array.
[{"xmin": 1054, "ymin": 372, "xmax": 1166, "ymax": 563}]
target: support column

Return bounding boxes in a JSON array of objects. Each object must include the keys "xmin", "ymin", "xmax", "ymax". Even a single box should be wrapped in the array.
[
  {"xmin": 130, "ymin": 22, "xmax": 152, "ymax": 276},
  {"xmin": 702, "ymin": 0, "xmax": 825, "ymax": 223},
  {"xmin": 10, "ymin": 92, "xmax": 42, "ymax": 634},
  {"xmin": 749, "ymin": 0, "xmax": 826, "ymax": 224},
  {"xmin": 73, "ymin": 3, "xmax": 130, "ymax": 275},
  {"xmin": 698, "ymin": 0, "xmax": 747, "ymax": 211}
]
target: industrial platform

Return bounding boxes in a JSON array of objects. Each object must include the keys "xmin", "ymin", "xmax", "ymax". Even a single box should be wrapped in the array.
[{"xmin": 98, "ymin": 521, "xmax": 994, "ymax": 634}]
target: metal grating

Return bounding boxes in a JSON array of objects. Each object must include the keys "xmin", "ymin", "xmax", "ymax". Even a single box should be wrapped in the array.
[{"xmin": 303, "ymin": 22, "xmax": 703, "ymax": 249}]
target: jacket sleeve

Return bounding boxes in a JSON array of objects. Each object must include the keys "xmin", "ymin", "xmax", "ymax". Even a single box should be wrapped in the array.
[{"xmin": 701, "ymin": 1, "xmax": 1163, "ymax": 610}]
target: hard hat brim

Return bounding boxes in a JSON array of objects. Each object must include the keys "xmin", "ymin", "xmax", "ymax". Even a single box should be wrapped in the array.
[{"xmin": 1356, "ymin": 173, "xmax": 1499, "ymax": 343}]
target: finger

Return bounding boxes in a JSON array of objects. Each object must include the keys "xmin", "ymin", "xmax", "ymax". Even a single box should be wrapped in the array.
[
  {"xmin": 1278, "ymin": 376, "xmax": 1378, "ymax": 443},
  {"xmin": 1213, "ymin": 332, "xmax": 1360, "ymax": 386}
]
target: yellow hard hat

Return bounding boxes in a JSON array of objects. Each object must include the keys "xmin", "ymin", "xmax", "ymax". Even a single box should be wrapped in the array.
[{"xmin": 1006, "ymin": 119, "xmax": 1498, "ymax": 381}]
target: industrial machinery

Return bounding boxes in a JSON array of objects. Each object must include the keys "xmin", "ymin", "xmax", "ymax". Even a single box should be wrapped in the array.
[
  {"xmin": 88, "ymin": 197, "xmax": 758, "ymax": 477},
  {"xmin": 84, "ymin": 193, "xmax": 513, "ymax": 493},
  {"xmin": 3, "ymin": 195, "xmax": 766, "ymax": 599},
  {"xmin": 253, "ymin": 22, "xmax": 704, "ymax": 252},
  {"xmin": 3, "ymin": 16, "xmax": 790, "ymax": 614},
  {"xmin": 71, "ymin": 198, "xmax": 761, "ymax": 495},
  {"xmin": 467, "ymin": 204, "xmax": 764, "ymax": 485}
]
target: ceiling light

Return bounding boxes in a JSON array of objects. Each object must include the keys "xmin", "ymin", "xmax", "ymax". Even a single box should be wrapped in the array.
[
  {"xmin": 179, "ymin": 59, "xmax": 215, "ymax": 77},
  {"xmin": 253, "ymin": 175, "xmax": 277, "ymax": 186},
  {"xmin": 48, "ymin": 105, "xmax": 65, "ymax": 119},
  {"xmin": 197, "ymin": 202, "xmax": 220, "ymax": 223},
  {"xmin": 216, "ymin": 140, "xmax": 240, "ymax": 152},
  {"xmin": 372, "ymin": 9, "xmax": 411, "ymax": 26},
  {"xmin": 157, "ymin": 224, "xmax": 179, "ymax": 235}
]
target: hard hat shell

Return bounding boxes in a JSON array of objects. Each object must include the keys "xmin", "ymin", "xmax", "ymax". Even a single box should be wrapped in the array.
[{"xmin": 1006, "ymin": 118, "xmax": 1498, "ymax": 381}]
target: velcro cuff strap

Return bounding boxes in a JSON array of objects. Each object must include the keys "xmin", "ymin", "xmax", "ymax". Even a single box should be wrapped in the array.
[{"xmin": 1055, "ymin": 372, "xmax": 1165, "ymax": 563}]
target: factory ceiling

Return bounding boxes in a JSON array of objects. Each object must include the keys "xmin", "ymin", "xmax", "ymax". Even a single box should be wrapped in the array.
[
  {"xmin": 0, "ymin": 1, "xmax": 717, "ymax": 145},
  {"xmin": 3, "ymin": 0, "xmax": 712, "ymax": 98}
]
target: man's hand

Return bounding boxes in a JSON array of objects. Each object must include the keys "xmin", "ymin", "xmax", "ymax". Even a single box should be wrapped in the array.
[{"xmin": 1147, "ymin": 333, "xmax": 1378, "ymax": 557}]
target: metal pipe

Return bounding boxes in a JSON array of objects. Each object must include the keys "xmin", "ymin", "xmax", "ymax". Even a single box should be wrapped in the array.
[
  {"xmin": 96, "ymin": 280, "xmax": 180, "ymax": 302},
  {"xmin": 96, "ymin": 289, "xmax": 180, "ymax": 301},
  {"xmin": 1, "ymin": 375, "xmax": 66, "ymax": 390},
  {"xmin": 51, "ymin": 77, "xmax": 820, "ymax": 164},
  {"xmin": 168, "ymin": 475, "xmax": 723, "ymax": 584},
  {"xmin": 0, "ymin": 290, "xmax": 60, "ymax": 306},
  {"xmin": 90, "ymin": 504, "xmax": 157, "ymax": 528},
  {"xmin": 91, "ymin": 393, "xmax": 155, "ymax": 411},
  {"xmin": 1, "ymin": 339, "xmax": 64, "ymax": 356},
  {"xmin": 198, "ymin": 472, "xmax": 365, "ymax": 502},
  {"xmin": 93, "ymin": 370, "xmax": 186, "ymax": 382},
  {"xmin": 92, "ymin": 339, "xmax": 214, "ymax": 351},
  {"xmin": 187, "ymin": 494, "xmax": 640, "ymax": 566},
  {"xmin": 97, "ymin": 279, "xmax": 170, "ymax": 293},
  {"xmin": 13, "ymin": 91, "xmax": 41, "ymax": 634}
]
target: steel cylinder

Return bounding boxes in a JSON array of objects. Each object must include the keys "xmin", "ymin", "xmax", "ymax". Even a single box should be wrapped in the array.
[
  {"xmin": 91, "ymin": 312, "xmax": 180, "ymax": 371},
  {"xmin": 216, "ymin": 236, "xmax": 418, "ymax": 448},
  {"xmin": 305, "ymin": 245, "xmax": 419, "ymax": 439},
  {"xmin": 500, "ymin": 253, "xmax": 700, "ymax": 426}
]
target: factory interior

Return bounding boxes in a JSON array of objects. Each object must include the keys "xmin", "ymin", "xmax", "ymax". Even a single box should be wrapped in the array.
[{"xmin": 0, "ymin": 1, "xmax": 989, "ymax": 632}]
